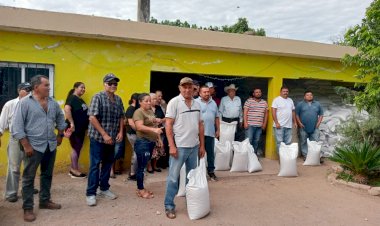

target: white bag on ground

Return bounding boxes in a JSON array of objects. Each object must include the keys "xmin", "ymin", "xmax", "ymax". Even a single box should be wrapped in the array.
[
  {"xmin": 278, "ymin": 142, "xmax": 298, "ymax": 177},
  {"xmin": 186, "ymin": 158, "xmax": 210, "ymax": 220},
  {"xmin": 230, "ymin": 139, "xmax": 249, "ymax": 172},
  {"xmin": 176, "ymin": 164, "xmax": 186, "ymax": 197},
  {"xmin": 219, "ymin": 121, "xmax": 237, "ymax": 144},
  {"xmin": 247, "ymin": 141, "xmax": 262, "ymax": 173},
  {"xmin": 303, "ymin": 139, "xmax": 322, "ymax": 166},
  {"xmin": 214, "ymin": 139, "xmax": 232, "ymax": 171}
]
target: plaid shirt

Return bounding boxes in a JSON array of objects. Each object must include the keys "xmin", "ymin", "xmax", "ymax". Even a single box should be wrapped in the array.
[{"xmin": 88, "ymin": 91, "xmax": 124, "ymax": 143}]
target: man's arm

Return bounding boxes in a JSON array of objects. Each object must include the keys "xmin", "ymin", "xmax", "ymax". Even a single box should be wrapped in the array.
[
  {"xmin": 198, "ymin": 120, "xmax": 206, "ymax": 158},
  {"xmin": 89, "ymin": 115, "xmax": 113, "ymax": 144},
  {"xmin": 215, "ymin": 117, "xmax": 220, "ymax": 138},
  {"xmin": 243, "ymin": 107, "xmax": 249, "ymax": 129},
  {"xmin": 292, "ymin": 110, "xmax": 298, "ymax": 128},
  {"xmin": 271, "ymin": 107, "xmax": 280, "ymax": 129},
  {"xmin": 116, "ymin": 117, "xmax": 124, "ymax": 142},
  {"xmin": 262, "ymin": 108, "xmax": 269, "ymax": 130},
  {"xmin": 12, "ymin": 101, "xmax": 34, "ymax": 156},
  {"xmin": 165, "ymin": 117, "xmax": 177, "ymax": 158}
]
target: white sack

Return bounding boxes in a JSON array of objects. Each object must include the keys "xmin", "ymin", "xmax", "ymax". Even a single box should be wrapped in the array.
[
  {"xmin": 303, "ymin": 139, "xmax": 322, "ymax": 166},
  {"xmin": 219, "ymin": 121, "xmax": 237, "ymax": 145},
  {"xmin": 278, "ymin": 142, "xmax": 298, "ymax": 177},
  {"xmin": 230, "ymin": 139, "xmax": 249, "ymax": 172},
  {"xmin": 214, "ymin": 140, "xmax": 232, "ymax": 171},
  {"xmin": 247, "ymin": 141, "xmax": 263, "ymax": 173},
  {"xmin": 186, "ymin": 158, "xmax": 210, "ymax": 220},
  {"xmin": 177, "ymin": 164, "xmax": 186, "ymax": 197}
]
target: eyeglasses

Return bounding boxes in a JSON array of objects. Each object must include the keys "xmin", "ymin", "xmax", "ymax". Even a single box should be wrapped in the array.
[{"xmin": 106, "ymin": 82, "xmax": 118, "ymax": 87}]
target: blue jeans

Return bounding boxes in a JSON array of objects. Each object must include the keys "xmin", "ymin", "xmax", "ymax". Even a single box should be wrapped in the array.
[
  {"xmin": 164, "ymin": 145, "xmax": 199, "ymax": 211},
  {"xmin": 134, "ymin": 138, "xmax": 155, "ymax": 190},
  {"xmin": 204, "ymin": 136, "xmax": 215, "ymax": 173},
  {"xmin": 299, "ymin": 128, "xmax": 320, "ymax": 157},
  {"xmin": 273, "ymin": 127, "xmax": 292, "ymax": 154},
  {"xmin": 86, "ymin": 139, "xmax": 115, "ymax": 196},
  {"xmin": 22, "ymin": 147, "xmax": 56, "ymax": 210},
  {"xmin": 245, "ymin": 126, "xmax": 262, "ymax": 154}
]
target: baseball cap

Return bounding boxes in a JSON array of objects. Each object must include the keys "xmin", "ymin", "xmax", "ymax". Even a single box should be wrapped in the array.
[
  {"xmin": 179, "ymin": 77, "xmax": 193, "ymax": 86},
  {"xmin": 18, "ymin": 82, "xmax": 32, "ymax": 91},
  {"xmin": 103, "ymin": 73, "xmax": 120, "ymax": 83},
  {"xmin": 205, "ymin": 82, "xmax": 216, "ymax": 88}
]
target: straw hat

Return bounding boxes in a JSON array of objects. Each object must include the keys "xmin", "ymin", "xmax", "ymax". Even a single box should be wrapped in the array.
[{"xmin": 224, "ymin": 84, "xmax": 238, "ymax": 92}]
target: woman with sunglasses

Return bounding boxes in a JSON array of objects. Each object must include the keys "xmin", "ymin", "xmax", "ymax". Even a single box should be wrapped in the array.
[{"xmin": 133, "ymin": 93, "xmax": 163, "ymax": 199}]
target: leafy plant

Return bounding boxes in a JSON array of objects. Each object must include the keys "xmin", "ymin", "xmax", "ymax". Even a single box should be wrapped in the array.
[{"xmin": 329, "ymin": 140, "xmax": 380, "ymax": 184}]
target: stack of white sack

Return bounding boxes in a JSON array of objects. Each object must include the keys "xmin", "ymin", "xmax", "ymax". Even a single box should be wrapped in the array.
[
  {"xmin": 186, "ymin": 158, "xmax": 210, "ymax": 220},
  {"xmin": 230, "ymin": 139, "xmax": 262, "ymax": 173},
  {"xmin": 278, "ymin": 142, "xmax": 298, "ymax": 177}
]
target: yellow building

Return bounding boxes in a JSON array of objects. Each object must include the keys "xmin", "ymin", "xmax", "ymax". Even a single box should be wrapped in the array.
[{"xmin": 0, "ymin": 7, "xmax": 357, "ymax": 175}]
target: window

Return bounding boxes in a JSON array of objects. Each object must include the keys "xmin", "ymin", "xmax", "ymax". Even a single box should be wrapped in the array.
[{"xmin": 0, "ymin": 62, "xmax": 54, "ymax": 112}]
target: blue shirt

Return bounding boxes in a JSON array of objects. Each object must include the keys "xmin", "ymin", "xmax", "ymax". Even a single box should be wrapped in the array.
[
  {"xmin": 219, "ymin": 96, "xmax": 242, "ymax": 122},
  {"xmin": 296, "ymin": 100, "xmax": 323, "ymax": 133},
  {"xmin": 195, "ymin": 97, "xmax": 219, "ymax": 137},
  {"xmin": 11, "ymin": 94, "xmax": 66, "ymax": 153}
]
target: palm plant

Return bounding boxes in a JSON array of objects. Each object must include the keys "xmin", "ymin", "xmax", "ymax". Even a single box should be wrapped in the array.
[{"xmin": 329, "ymin": 140, "xmax": 380, "ymax": 184}]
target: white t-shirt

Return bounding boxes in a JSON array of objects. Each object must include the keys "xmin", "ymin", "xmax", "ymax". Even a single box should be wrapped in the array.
[
  {"xmin": 165, "ymin": 94, "xmax": 202, "ymax": 147},
  {"xmin": 271, "ymin": 96, "xmax": 295, "ymax": 128}
]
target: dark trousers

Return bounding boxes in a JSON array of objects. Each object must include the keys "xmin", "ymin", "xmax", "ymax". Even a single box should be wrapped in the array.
[
  {"xmin": 86, "ymin": 139, "xmax": 115, "ymax": 196},
  {"xmin": 22, "ymin": 147, "xmax": 56, "ymax": 210},
  {"xmin": 134, "ymin": 138, "xmax": 155, "ymax": 190},
  {"xmin": 205, "ymin": 136, "xmax": 215, "ymax": 173}
]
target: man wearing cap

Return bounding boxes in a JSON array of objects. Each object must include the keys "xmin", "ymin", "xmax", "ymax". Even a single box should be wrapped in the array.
[
  {"xmin": 86, "ymin": 73, "xmax": 124, "ymax": 207},
  {"xmin": 219, "ymin": 84, "xmax": 243, "ymax": 140},
  {"xmin": 12, "ymin": 75, "xmax": 66, "ymax": 222},
  {"xmin": 192, "ymin": 80, "xmax": 200, "ymax": 98},
  {"xmin": 164, "ymin": 77, "xmax": 205, "ymax": 219},
  {"xmin": 0, "ymin": 82, "xmax": 32, "ymax": 203},
  {"xmin": 206, "ymin": 82, "xmax": 220, "ymax": 106}
]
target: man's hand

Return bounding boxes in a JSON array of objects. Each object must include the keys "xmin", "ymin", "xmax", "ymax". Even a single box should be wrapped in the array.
[
  {"xmin": 169, "ymin": 146, "xmax": 178, "ymax": 158},
  {"xmin": 261, "ymin": 125, "xmax": 267, "ymax": 130},
  {"xmin": 102, "ymin": 133, "xmax": 113, "ymax": 145},
  {"xmin": 294, "ymin": 123, "xmax": 298, "ymax": 129},
  {"xmin": 57, "ymin": 135, "xmax": 63, "ymax": 146},
  {"xmin": 199, "ymin": 146, "xmax": 206, "ymax": 158},
  {"xmin": 70, "ymin": 123, "xmax": 75, "ymax": 132},
  {"xmin": 275, "ymin": 122, "xmax": 281, "ymax": 129},
  {"xmin": 244, "ymin": 122, "xmax": 248, "ymax": 129},
  {"xmin": 115, "ymin": 132, "xmax": 123, "ymax": 143},
  {"xmin": 215, "ymin": 130, "xmax": 220, "ymax": 139},
  {"xmin": 24, "ymin": 146, "xmax": 34, "ymax": 157}
]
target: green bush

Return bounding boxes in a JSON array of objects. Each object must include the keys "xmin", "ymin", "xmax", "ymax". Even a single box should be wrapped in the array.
[{"xmin": 329, "ymin": 140, "xmax": 380, "ymax": 184}]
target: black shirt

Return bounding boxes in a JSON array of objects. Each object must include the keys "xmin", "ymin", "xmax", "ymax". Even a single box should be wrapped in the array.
[
  {"xmin": 125, "ymin": 105, "xmax": 136, "ymax": 135},
  {"xmin": 65, "ymin": 95, "xmax": 89, "ymax": 135}
]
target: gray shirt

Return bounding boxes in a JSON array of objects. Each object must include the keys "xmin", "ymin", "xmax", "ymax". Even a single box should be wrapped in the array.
[{"xmin": 11, "ymin": 94, "xmax": 66, "ymax": 153}]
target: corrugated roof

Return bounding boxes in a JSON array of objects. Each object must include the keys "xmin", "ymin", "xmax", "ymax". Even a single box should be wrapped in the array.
[{"xmin": 0, "ymin": 6, "xmax": 357, "ymax": 61}]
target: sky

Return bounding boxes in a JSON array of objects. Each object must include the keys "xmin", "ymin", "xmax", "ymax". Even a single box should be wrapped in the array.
[{"xmin": 0, "ymin": 0, "xmax": 373, "ymax": 43}]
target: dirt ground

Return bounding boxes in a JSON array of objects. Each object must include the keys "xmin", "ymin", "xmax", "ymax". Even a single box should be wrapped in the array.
[{"xmin": 0, "ymin": 158, "xmax": 379, "ymax": 226}]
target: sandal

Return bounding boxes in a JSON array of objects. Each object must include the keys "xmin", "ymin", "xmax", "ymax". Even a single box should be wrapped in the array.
[
  {"xmin": 165, "ymin": 209, "xmax": 176, "ymax": 219},
  {"xmin": 136, "ymin": 189, "xmax": 154, "ymax": 199}
]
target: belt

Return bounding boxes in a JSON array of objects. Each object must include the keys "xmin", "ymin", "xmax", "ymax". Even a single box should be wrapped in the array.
[{"xmin": 222, "ymin": 117, "xmax": 239, "ymax": 123}]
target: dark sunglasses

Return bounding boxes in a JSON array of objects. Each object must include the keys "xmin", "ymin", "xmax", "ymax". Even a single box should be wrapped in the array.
[{"xmin": 106, "ymin": 82, "xmax": 118, "ymax": 87}]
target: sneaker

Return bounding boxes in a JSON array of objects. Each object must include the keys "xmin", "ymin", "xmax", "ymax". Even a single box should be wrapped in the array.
[
  {"xmin": 208, "ymin": 172, "xmax": 218, "ymax": 181},
  {"xmin": 165, "ymin": 209, "xmax": 176, "ymax": 219},
  {"xmin": 39, "ymin": 200, "xmax": 62, "ymax": 209},
  {"xmin": 127, "ymin": 174, "xmax": 137, "ymax": 181},
  {"xmin": 24, "ymin": 209, "xmax": 36, "ymax": 222},
  {"xmin": 86, "ymin": 195, "xmax": 96, "ymax": 206},
  {"xmin": 6, "ymin": 196, "xmax": 18, "ymax": 203},
  {"xmin": 33, "ymin": 188, "xmax": 39, "ymax": 194},
  {"xmin": 97, "ymin": 189, "xmax": 117, "ymax": 200}
]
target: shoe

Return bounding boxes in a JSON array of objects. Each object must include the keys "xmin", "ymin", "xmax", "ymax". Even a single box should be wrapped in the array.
[
  {"xmin": 110, "ymin": 174, "xmax": 116, "ymax": 179},
  {"xmin": 147, "ymin": 169, "xmax": 154, "ymax": 174},
  {"xmin": 97, "ymin": 189, "xmax": 117, "ymax": 200},
  {"xmin": 165, "ymin": 209, "xmax": 176, "ymax": 219},
  {"xmin": 24, "ymin": 209, "xmax": 36, "ymax": 222},
  {"xmin": 153, "ymin": 168, "xmax": 162, "ymax": 172},
  {"xmin": 33, "ymin": 189, "xmax": 39, "ymax": 194},
  {"xmin": 136, "ymin": 189, "xmax": 154, "ymax": 199},
  {"xmin": 6, "ymin": 196, "xmax": 18, "ymax": 203},
  {"xmin": 208, "ymin": 172, "xmax": 218, "ymax": 182},
  {"xmin": 127, "ymin": 174, "xmax": 137, "ymax": 181},
  {"xmin": 303, "ymin": 156, "xmax": 306, "ymax": 161},
  {"xmin": 69, "ymin": 171, "xmax": 87, "ymax": 178},
  {"xmin": 86, "ymin": 195, "xmax": 97, "ymax": 206},
  {"xmin": 39, "ymin": 200, "xmax": 61, "ymax": 209},
  {"xmin": 114, "ymin": 170, "xmax": 122, "ymax": 175}
]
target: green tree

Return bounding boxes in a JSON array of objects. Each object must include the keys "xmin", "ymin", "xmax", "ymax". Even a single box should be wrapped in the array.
[
  {"xmin": 149, "ymin": 17, "xmax": 265, "ymax": 36},
  {"xmin": 342, "ymin": 0, "xmax": 380, "ymax": 112}
]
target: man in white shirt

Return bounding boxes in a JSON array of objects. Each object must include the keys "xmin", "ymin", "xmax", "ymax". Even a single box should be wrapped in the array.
[
  {"xmin": 0, "ymin": 82, "xmax": 31, "ymax": 202},
  {"xmin": 271, "ymin": 86, "xmax": 297, "ymax": 153}
]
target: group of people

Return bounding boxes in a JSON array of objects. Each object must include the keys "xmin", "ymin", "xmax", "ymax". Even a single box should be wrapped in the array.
[{"xmin": 0, "ymin": 73, "xmax": 324, "ymax": 222}]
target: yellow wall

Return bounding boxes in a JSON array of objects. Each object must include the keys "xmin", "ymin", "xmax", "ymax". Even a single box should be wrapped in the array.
[{"xmin": 0, "ymin": 31, "xmax": 358, "ymax": 175}]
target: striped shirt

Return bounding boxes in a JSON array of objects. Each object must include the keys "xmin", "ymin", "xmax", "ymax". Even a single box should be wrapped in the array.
[
  {"xmin": 88, "ymin": 91, "xmax": 124, "ymax": 143},
  {"xmin": 11, "ymin": 94, "xmax": 66, "ymax": 153},
  {"xmin": 244, "ymin": 98, "xmax": 268, "ymax": 126}
]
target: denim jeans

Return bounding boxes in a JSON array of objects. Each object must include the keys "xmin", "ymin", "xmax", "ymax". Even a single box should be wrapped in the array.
[
  {"xmin": 127, "ymin": 133, "xmax": 138, "ymax": 175},
  {"xmin": 164, "ymin": 145, "xmax": 199, "ymax": 210},
  {"xmin": 299, "ymin": 128, "xmax": 320, "ymax": 157},
  {"xmin": 86, "ymin": 139, "xmax": 115, "ymax": 196},
  {"xmin": 245, "ymin": 126, "xmax": 262, "ymax": 154},
  {"xmin": 134, "ymin": 138, "xmax": 155, "ymax": 190},
  {"xmin": 204, "ymin": 136, "xmax": 215, "ymax": 173},
  {"xmin": 273, "ymin": 127, "xmax": 292, "ymax": 154},
  {"xmin": 5, "ymin": 137, "xmax": 24, "ymax": 199},
  {"xmin": 22, "ymin": 147, "xmax": 56, "ymax": 210}
]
